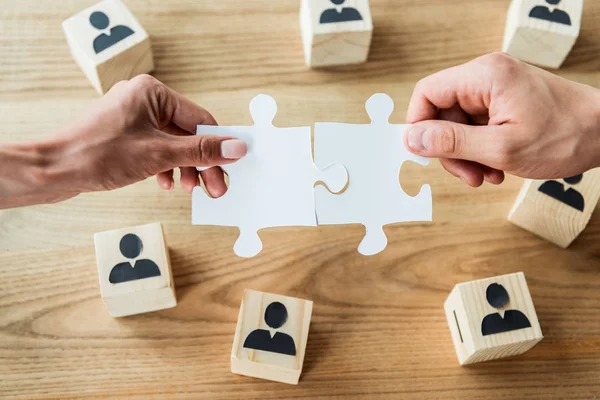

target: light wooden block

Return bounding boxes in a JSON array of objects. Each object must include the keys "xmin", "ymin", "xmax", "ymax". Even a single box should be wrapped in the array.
[
  {"xmin": 231, "ymin": 289, "xmax": 313, "ymax": 384},
  {"xmin": 94, "ymin": 223, "xmax": 176, "ymax": 318},
  {"xmin": 62, "ymin": 0, "xmax": 154, "ymax": 94},
  {"xmin": 444, "ymin": 272, "xmax": 543, "ymax": 365},
  {"xmin": 300, "ymin": 0, "xmax": 373, "ymax": 67},
  {"xmin": 508, "ymin": 168, "xmax": 600, "ymax": 248},
  {"xmin": 502, "ymin": 0, "xmax": 583, "ymax": 68}
]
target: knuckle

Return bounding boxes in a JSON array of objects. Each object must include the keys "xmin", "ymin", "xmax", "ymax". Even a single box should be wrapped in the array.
[
  {"xmin": 477, "ymin": 52, "xmax": 519, "ymax": 78},
  {"xmin": 438, "ymin": 126, "xmax": 462, "ymax": 156},
  {"xmin": 495, "ymin": 140, "xmax": 518, "ymax": 169},
  {"xmin": 196, "ymin": 136, "xmax": 220, "ymax": 165},
  {"xmin": 414, "ymin": 77, "xmax": 428, "ymax": 94},
  {"xmin": 129, "ymin": 74, "xmax": 160, "ymax": 91},
  {"xmin": 127, "ymin": 75, "xmax": 174, "ymax": 127}
]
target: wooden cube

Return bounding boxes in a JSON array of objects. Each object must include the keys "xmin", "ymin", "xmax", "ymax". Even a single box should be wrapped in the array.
[
  {"xmin": 94, "ymin": 223, "xmax": 176, "ymax": 317},
  {"xmin": 231, "ymin": 290, "xmax": 313, "ymax": 384},
  {"xmin": 300, "ymin": 0, "xmax": 373, "ymax": 67},
  {"xmin": 444, "ymin": 272, "xmax": 543, "ymax": 365},
  {"xmin": 62, "ymin": 0, "xmax": 154, "ymax": 94},
  {"xmin": 508, "ymin": 168, "xmax": 600, "ymax": 248},
  {"xmin": 502, "ymin": 0, "xmax": 583, "ymax": 69}
]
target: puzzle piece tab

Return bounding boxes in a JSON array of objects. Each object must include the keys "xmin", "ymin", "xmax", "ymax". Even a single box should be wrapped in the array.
[
  {"xmin": 314, "ymin": 93, "xmax": 432, "ymax": 255},
  {"xmin": 192, "ymin": 94, "xmax": 347, "ymax": 257}
]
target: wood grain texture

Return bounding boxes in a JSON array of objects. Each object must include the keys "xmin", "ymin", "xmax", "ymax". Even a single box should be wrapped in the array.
[
  {"xmin": 301, "ymin": 0, "xmax": 373, "ymax": 67},
  {"xmin": 502, "ymin": 0, "xmax": 583, "ymax": 68},
  {"xmin": 231, "ymin": 290, "xmax": 313, "ymax": 384},
  {"xmin": 62, "ymin": 0, "xmax": 154, "ymax": 94},
  {"xmin": 94, "ymin": 223, "xmax": 176, "ymax": 317},
  {"xmin": 445, "ymin": 272, "xmax": 543, "ymax": 365},
  {"xmin": 509, "ymin": 168, "xmax": 600, "ymax": 248},
  {"xmin": 1, "ymin": 0, "xmax": 600, "ymax": 398}
]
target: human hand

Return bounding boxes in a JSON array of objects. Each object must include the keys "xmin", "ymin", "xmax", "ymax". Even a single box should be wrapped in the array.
[
  {"xmin": 404, "ymin": 52, "xmax": 600, "ymax": 187},
  {"xmin": 0, "ymin": 75, "xmax": 246, "ymax": 208}
]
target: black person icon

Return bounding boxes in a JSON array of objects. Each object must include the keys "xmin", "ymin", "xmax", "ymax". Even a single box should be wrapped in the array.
[
  {"xmin": 538, "ymin": 174, "xmax": 585, "ymax": 211},
  {"xmin": 90, "ymin": 11, "xmax": 135, "ymax": 54},
  {"xmin": 481, "ymin": 283, "xmax": 532, "ymax": 336},
  {"xmin": 320, "ymin": 0, "xmax": 363, "ymax": 24},
  {"xmin": 108, "ymin": 233, "xmax": 161, "ymax": 284},
  {"xmin": 243, "ymin": 302, "xmax": 297, "ymax": 356},
  {"xmin": 529, "ymin": 0, "xmax": 572, "ymax": 26}
]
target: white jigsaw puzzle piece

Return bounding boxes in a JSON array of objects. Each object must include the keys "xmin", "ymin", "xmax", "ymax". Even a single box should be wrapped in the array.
[
  {"xmin": 314, "ymin": 93, "xmax": 432, "ymax": 256},
  {"xmin": 192, "ymin": 94, "xmax": 347, "ymax": 258}
]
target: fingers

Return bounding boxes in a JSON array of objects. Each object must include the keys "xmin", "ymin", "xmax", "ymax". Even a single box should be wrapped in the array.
[
  {"xmin": 481, "ymin": 165, "xmax": 505, "ymax": 185},
  {"xmin": 440, "ymin": 159, "xmax": 504, "ymax": 187},
  {"xmin": 157, "ymin": 170, "xmax": 174, "ymax": 190},
  {"xmin": 164, "ymin": 86, "xmax": 218, "ymax": 133},
  {"xmin": 180, "ymin": 167, "xmax": 200, "ymax": 194},
  {"xmin": 407, "ymin": 60, "xmax": 492, "ymax": 124},
  {"xmin": 200, "ymin": 167, "xmax": 228, "ymax": 198},
  {"xmin": 166, "ymin": 135, "xmax": 247, "ymax": 168},
  {"xmin": 405, "ymin": 120, "xmax": 506, "ymax": 167},
  {"xmin": 440, "ymin": 159, "xmax": 485, "ymax": 187}
]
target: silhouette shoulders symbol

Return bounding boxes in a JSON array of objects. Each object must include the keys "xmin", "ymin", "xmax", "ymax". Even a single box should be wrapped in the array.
[
  {"xmin": 90, "ymin": 11, "xmax": 135, "ymax": 54},
  {"xmin": 481, "ymin": 283, "xmax": 532, "ymax": 336},
  {"xmin": 243, "ymin": 301, "xmax": 297, "ymax": 356},
  {"xmin": 108, "ymin": 233, "xmax": 161, "ymax": 284},
  {"xmin": 320, "ymin": 0, "xmax": 363, "ymax": 24},
  {"xmin": 538, "ymin": 176, "xmax": 585, "ymax": 212},
  {"xmin": 529, "ymin": 0, "xmax": 572, "ymax": 26}
]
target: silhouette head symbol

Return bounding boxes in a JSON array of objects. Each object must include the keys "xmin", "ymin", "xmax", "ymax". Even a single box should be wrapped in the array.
[
  {"xmin": 119, "ymin": 234, "xmax": 143, "ymax": 259},
  {"xmin": 486, "ymin": 283, "xmax": 510, "ymax": 309},
  {"xmin": 90, "ymin": 11, "xmax": 110, "ymax": 30},
  {"xmin": 545, "ymin": 0, "xmax": 561, "ymax": 4},
  {"xmin": 264, "ymin": 302, "xmax": 288, "ymax": 329},
  {"xmin": 564, "ymin": 174, "xmax": 583, "ymax": 185},
  {"xmin": 330, "ymin": 0, "xmax": 346, "ymax": 4}
]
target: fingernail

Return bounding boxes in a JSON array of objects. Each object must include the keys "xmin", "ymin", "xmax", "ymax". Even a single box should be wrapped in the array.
[
  {"xmin": 407, "ymin": 127, "xmax": 427, "ymax": 152},
  {"xmin": 221, "ymin": 139, "xmax": 247, "ymax": 159}
]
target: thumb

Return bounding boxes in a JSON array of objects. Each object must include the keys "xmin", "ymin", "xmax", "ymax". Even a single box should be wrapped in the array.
[
  {"xmin": 405, "ymin": 120, "xmax": 503, "ymax": 164},
  {"xmin": 169, "ymin": 135, "xmax": 247, "ymax": 167}
]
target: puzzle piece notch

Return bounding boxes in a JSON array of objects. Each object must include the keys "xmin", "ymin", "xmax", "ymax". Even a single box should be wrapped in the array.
[
  {"xmin": 193, "ymin": 94, "xmax": 348, "ymax": 258},
  {"xmin": 314, "ymin": 93, "xmax": 432, "ymax": 256},
  {"xmin": 314, "ymin": 163, "xmax": 348, "ymax": 194}
]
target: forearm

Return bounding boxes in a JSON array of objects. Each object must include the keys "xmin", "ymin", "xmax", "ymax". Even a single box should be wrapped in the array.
[{"xmin": 0, "ymin": 139, "xmax": 76, "ymax": 209}]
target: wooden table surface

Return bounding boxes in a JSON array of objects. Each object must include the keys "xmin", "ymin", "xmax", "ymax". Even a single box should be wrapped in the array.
[{"xmin": 1, "ymin": 0, "xmax": 600, "ymax": 398}]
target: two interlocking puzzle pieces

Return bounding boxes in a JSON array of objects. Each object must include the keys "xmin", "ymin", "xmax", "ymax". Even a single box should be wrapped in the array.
[
  {"xmin": 62, "ymin": 0, "xmax": 153, "ymax": 94},
  {"xmin": 503, "ymin": 0, "xmax": 583, "ymax": 68},
  {"xmin": 192, "ymin": 93, "xmax": 432, "ymax": 257}
]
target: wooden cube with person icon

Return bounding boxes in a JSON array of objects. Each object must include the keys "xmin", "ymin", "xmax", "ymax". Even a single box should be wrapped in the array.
[
  {"xmin": 444, "ymin": 272, "xmax": 543, "ymax": 365},
  {"xmin": 231, "ymin": 290, "xmax": 313, "ymax": 384},
  {"xmin": 508, "ymin": 168, "xmax": 600, "ymax": 248},
  {"xmin": 502, "ymin": 0, "xmax": 583, "ymax": 68},
  {"xmin": 94, "ymin": 222, "xmax": 176, "ymax": 317},
  {"xmin": 300, "ymin": 0, "xmax": 373, "ymax": 67},
  {"xmin": 62, "ymin": 0, "xmax": 154, "ymax": 94}
]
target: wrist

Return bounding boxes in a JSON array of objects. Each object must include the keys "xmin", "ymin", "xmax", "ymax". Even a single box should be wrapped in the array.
[{"xmin": 0, "ymin": 137, "xmax": 71, "ymax": 198}]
